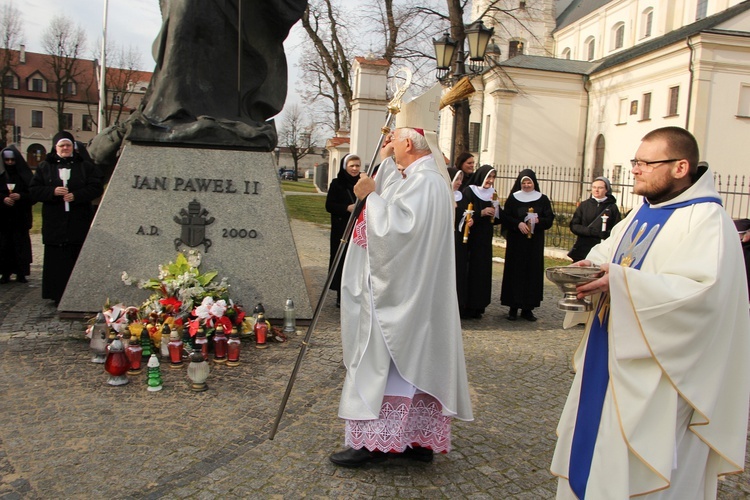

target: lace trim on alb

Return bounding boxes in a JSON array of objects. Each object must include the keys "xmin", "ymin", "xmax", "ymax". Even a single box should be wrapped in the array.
[{"xmin": 344, "ymin": 393, "xmax": 451, "ymax": 453}]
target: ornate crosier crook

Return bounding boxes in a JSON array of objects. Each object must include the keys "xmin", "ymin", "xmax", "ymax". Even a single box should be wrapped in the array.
[{"xmin": 269, "ymin": 69, "xmax": 412, "ymax": 440}]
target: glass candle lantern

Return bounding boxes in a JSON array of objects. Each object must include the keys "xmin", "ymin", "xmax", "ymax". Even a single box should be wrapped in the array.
[
  {"xmin": 167, "ymin": 329, "xmax": 184, "ymax": 368},
  {"xmin": 160, "ymin": 324, "xmax": 171, "ymax": 360},
  {"xmin": 126, "ymin": 336, "xmax": 143, "ymax": 375},
  {"xmin": 254, "ymin": 312, "xmax": 268, "ymax": 349},
  {"xmin": 213, "ymin": 325, "xmax": 228, "ymax": 363},
  {"xmin": 187, "ymin": 349, "xmax": 209, "ymax": 392},
  {"xmin": 140, "ymin": 325, "xmax": 153, "ymax": 358},
  {"xmin": 195, "ymin": 327, "xmax": 208, "ymax": 361},
  {"xmin": 283, "ymin": 298, "xmax": 296, "ymax": 334},
  {"xmin": 104, "ymin": 338, "xmax": 130, "ymax": 386},
  {"xmin": 89, "ymin": 312, "xmax": 109, "ymax": 363},
  {"xmin": 226, "ymin": 329, "xmax": 241, "ymax": 366},
  {"xmin": 146, "ymin": 354, "xmax": 163, "ymax": 392}
]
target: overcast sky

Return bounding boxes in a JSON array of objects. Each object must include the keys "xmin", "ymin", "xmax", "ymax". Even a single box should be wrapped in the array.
[{"xmin": 18, "ymin": 0, "xmax": 307, "ymax": 106}]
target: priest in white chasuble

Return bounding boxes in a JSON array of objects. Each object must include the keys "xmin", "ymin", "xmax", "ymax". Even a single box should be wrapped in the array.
[{"xmin": 551, "ymin": 126, "xmax": 750, "ymax": 499}]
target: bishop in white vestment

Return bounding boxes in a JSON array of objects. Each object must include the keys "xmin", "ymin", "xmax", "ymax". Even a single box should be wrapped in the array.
[{"xmin": 330, "ymin": 127, "xmax": 473, "ymax": 467}]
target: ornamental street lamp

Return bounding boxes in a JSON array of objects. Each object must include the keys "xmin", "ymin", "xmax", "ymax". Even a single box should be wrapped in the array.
[{"xmin": 433, "ymin": 19, "xmax": 495, "ymax": 166}]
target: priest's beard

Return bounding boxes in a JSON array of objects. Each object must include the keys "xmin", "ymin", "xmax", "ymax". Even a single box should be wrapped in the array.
[{"xmin": 633, "ymin": 175, "xmax": 678, "ymax": 204}]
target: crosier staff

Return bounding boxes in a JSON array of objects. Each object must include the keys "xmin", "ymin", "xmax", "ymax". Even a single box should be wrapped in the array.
[{"xmin": 269, "ymin": 68, "xmax": 413, "ymax": 440}]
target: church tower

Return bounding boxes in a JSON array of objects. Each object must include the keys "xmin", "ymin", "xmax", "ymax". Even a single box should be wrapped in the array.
[{"xmin": 472, "ymin": 0, "xmax": 557, "ymax": 59}]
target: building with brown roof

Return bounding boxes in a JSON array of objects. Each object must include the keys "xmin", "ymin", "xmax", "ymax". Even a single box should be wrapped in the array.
[{"xmin": 2, "ymin": 45, "xmax": 151, "ymax": 167}]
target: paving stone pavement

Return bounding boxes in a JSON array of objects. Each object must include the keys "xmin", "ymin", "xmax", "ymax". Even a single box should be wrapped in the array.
[{"xmin": 0, "ymin": 221, "xmax": 748, "ymax": 499}]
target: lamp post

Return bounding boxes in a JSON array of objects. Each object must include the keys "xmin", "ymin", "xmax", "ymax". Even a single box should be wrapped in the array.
[{"xmin": 433, "ymin": 20, "xmax": 495, "ymax": 166}]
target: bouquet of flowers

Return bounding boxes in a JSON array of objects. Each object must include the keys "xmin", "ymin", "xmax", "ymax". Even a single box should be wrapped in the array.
[
  {"xmin": 119, "ymin": 251, "xmax": 248, "ymax": 342},
  {"xmin": 123, "ymin": 250, "xmax": 230, "ymax": 320}
]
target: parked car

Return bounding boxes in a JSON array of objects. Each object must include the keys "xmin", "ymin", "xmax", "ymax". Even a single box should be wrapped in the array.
[{"xmin": 280, "ymin": 169, "xmax": 296, "ymax": 180}]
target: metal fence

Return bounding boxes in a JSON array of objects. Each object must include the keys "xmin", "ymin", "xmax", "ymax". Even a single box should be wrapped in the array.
[{"xmin": 493, "ymin": 164, "xmax": 750, "ymax": 252}]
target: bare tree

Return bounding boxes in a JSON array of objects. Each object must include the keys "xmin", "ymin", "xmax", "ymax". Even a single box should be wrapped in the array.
[
  {"xmin": 0, "ymin": 1, "xmax": 24, "ymax": 147},
  {"xmin": 278, "ymin": 104, "xmax": 317, "ymax": 180},
  {"xmin": 41, "ymin": 14, "xmax": 88, "ymax": 133},
  {"xmin": 87, "ymin": 42, "xmax": 144, "ymax": 129},
  {"xmin": 297, "ymin": 43, "xmax": 344, "ymax": 135},
  {"xmin": 298, "ymin": 0, "xmax": 547, "ymax": 161},
  {"xmin": 299, "ymin": 0, "xmax": 354, "ymax": 133},
  {"xmin": 298, "ymin": 0, "xmax": 427, "ymax": 136}
]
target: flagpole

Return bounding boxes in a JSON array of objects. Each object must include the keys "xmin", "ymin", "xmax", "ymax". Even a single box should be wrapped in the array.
[{"xmin": 97, "ymin": 0, "xmax": 109, "ymax": 133}]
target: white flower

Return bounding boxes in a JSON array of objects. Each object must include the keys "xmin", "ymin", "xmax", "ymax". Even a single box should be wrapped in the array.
[
  {"xmin": 187, "ymin": 250, "xmax": 202, "ymax": 268},
  {"xmin": 209, "ymin": 299, "xmax": 227, "ymax": 318},
  {"xmin": 121, "ymin": 272, "xmax": 133, "ymax": 286},
  {"xmin": 194, "ymin": 296, "xmax": 214, "ymax": 319}
]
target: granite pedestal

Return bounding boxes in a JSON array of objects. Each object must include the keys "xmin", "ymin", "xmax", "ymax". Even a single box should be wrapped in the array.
[{"xmin": 58, "ymin": 144, "xmax": 313, "ymax": 320}]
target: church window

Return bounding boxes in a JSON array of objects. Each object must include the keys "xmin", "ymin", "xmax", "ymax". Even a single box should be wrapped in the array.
[
  {"xmin": 641, "ymin": 92, "xmax": 651, "ymax": 120},
  {"xmin": 509, "ymin": 40, "xmax": 524, "ymax": 58},
  {"xmin": 611, "ymin": 23, "xmax": 625, "ymax": 51},
  {"xmin": 667, "ymin": 86, "xmax": 679, "ymax": 116},
  {"xmin": 641, "ymin": 9, "xmax": 653, "ymax": 39},
  {"xmin": 585, "ymin": 37, "xmax": 596, "ymax": 61}
]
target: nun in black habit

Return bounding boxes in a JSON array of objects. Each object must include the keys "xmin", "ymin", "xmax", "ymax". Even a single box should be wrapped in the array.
[
  {"xmin": 455, "ymin": 165, "xmax": 500, "ymax": 319},
  {"xmin": 0, "ymin": 146, "xmax": 34, "ymax": 283},
  {"xmin": 29, "ymin": 131, "xmax": 104, "ymax": 306},
  {"xmin": 498, "ymin": 169, "xmax": 554, "ymax": 321},
  {"xmin": 325, "ymin": 154, "xmax": 361, "ymax": 307}
]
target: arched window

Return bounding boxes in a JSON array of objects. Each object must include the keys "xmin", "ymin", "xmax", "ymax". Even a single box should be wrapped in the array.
[
  {"xmin": 585, "ymin": 36, "xmax": 596, "ymax": 61},
  {"xmin": 611, "ymin": 22, "xmax": 625, "ymax": 50},
  {"xmin": 641, "ymin": 8, "xmax": 653, "ymax": 39},
  {"xmin": 561, "ymin": 47, "xmax": 571, "ymax": 60},
  {"xmin": 509, "ymin": 40, "xmax": 525, "ymax": 58}
]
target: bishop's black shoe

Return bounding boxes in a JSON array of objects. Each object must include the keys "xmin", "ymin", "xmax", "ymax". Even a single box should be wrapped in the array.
[
  {"xmin": 507, "ymin": 308, "xmax": 518, "ymax": 321},
  {"xmin": 0, "ymin": 275, "xmax": 9, "ymax": 284},
  {"xmin": 329, "ymin": 447, "xmax": 387, "ymax": 467},
  {"xmin": 16, "ymin": 275, "xmax": 28, "ymax": 283}
]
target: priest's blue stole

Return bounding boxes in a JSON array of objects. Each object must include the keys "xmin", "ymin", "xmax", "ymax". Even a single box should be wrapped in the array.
[{"xmin": 568, "ymin": 195, "xmax": 721, "ymax": 499}]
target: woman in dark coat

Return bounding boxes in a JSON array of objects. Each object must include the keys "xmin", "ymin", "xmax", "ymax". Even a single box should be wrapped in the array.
[
  {"xmin": 455, "ymin": 165, "xmax": 499, "ymax": 319},
  {"xmin": 499, "ymin": 168, "xmax": 554, "ymax": 321},
  {"xmin": 568, "ymin": 176, "xmax": 621, "ymax": 262},
  {"xmin": 0, "ymin": 146, "xmax": 34, "ymax": 283},
  {"xmin": 455, "ymin": 151, "xmax": 476, "ymax": 191},
  {"xmin": 29, "ymin": 131, "xmax": 104, "ymax": 306},
  {"xmin": 325, "ymin": 154, "xmax": 361, "ymax": 307}
]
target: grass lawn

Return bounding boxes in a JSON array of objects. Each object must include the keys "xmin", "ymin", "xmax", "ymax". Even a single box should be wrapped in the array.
[
  {"xmin": 284, "ymin": 193, "xmax": 328, "ymax": 225},
  {"xmin": 281, "ymin": 179, "xmax": 319, "ymax": 193}
]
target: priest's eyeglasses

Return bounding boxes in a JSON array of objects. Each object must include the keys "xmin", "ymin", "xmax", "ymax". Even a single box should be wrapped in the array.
[{"xmin": 630, "ymin": 158, "xmax": 680, "ymax": 172}]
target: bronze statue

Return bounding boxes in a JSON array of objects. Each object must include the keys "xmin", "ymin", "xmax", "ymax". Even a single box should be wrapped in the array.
[{"xmin": 90, "ymin": 0, "xmax": 307, "ymax": 168}]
